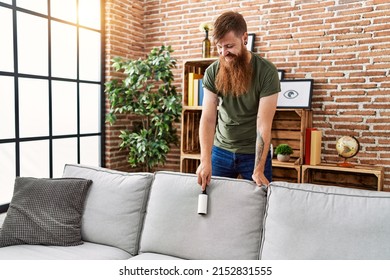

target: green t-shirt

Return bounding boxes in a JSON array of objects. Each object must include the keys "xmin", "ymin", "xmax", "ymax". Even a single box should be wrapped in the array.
[{"xmin": 203, "ymin": 53, "xmax": 280, "ymax": 154}]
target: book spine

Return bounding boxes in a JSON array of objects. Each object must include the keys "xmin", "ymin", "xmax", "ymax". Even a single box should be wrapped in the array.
[
  {"xmin": 198, "ymin": 79, "xmax": 204, "ymax": 106},
  {"xmin": 188, "ymin": 73, "xmax": 194, "ymax": 106},
  {"xmin": 305, "ymin": 128, "xmax": 317, "ymax": 165},
  {"xmin": 193, "ymin": 78, "xmax": 199, "ymax": 106},
  {"xmin": 310, "ymin": 130, "xmax": 322, "ymax": 165}
]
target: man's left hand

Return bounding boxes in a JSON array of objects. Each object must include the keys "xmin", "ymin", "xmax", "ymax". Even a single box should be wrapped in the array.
[{"xmin": 252, "ymin": 171, "xmax": 270, "ymax": 187}]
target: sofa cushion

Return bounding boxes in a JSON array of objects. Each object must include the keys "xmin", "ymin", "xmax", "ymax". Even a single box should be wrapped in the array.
[
  {"xmin": 0, "ymin": 242, "xmax": 131, "ymax": 260},
  {"xmin": 0, "ymin": 177, "xmax": 91, "ymax": 248},
  {"xmin": 261, "ymin": 181, "xmax": 390, "ymax": 260},
  {"xmin": 139, "ymin": 171, "xmax": 267, "ymax": 260},
  {"xmin": 62, "ymin": 164, "xmax": 153, "ymax": 256}
]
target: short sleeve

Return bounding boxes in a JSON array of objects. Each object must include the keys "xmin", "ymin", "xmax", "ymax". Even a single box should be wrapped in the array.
[
  {"xmin": 202, "ymin": 61, "xmax": 219, "ymax": 94},
  {"xmin": 259, "ymin": 64, "xmax": 280, "ymax": 98}
]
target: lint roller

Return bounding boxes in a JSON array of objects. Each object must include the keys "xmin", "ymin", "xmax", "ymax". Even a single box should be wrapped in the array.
[{"xmin": 197, "ymin": 189, "xmax": 208, "ymax": 215}]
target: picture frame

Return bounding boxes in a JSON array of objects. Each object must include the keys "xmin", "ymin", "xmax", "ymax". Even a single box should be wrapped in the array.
[
  {"xmin": 277, "ymin": 79, "xmax": 313, "ymax": 109},
  {"xmin": 278, "ymin": 69, "xmax": 285, "ymax": 80},
  {"xmin": 246, "ymin": 33, "xmax": 255, "ymax": 52}
]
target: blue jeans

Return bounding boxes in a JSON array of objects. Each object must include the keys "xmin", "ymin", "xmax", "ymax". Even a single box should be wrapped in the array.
[{"xmin": 211, "ymin": 146, "xmax": 272, "ymax": 182}]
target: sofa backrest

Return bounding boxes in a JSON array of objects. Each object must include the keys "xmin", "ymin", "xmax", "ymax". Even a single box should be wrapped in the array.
[
  {"xmin": 139, "ymin": 171, "xmax": 267, "ymax": 260},
  {"xmin": 62, "ymin": 164, "xmax": 153, "ymax": 256},
  {"xmin": 261, "ymin": 181, "xmax": 390, "ymax": 260}
]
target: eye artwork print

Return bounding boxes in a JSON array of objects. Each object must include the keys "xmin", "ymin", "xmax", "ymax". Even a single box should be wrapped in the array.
[
  {"xmin": 283, "ymin": 90, "xmax": 299, "ymax": 99},
  {"xmin": 277, "ymin": 79, "xmax": 313, "ymax": 109}
]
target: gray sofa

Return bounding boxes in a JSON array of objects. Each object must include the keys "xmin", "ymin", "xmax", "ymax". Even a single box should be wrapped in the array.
[{"xmin": 1, "ymin": 163, "xmax": 390, "ymax": 260}]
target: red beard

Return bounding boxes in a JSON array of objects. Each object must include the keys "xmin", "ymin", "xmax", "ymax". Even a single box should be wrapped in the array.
[{"xmin": 215, "ymin": 49, "xmax": 252, "ymax": 97}]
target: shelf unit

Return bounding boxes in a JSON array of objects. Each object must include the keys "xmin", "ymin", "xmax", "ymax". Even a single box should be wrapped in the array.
[
  {"xmin": 271, "ymin": 109, "xmax": 312, "ymax": 165},
  {"xmin": 272, "ymin": 159, "xmax": 302, "ymax": 183},
  {"xmin": 270, "ymin": 109, "xmax": 312, "ymax": 182},
  {"xmin": 180, "ymin": 58, "xmax": 216, "ymax": 173},
  {"xmin": 302, "ymin": 163, "xmax": 384, "ymax": 191}
]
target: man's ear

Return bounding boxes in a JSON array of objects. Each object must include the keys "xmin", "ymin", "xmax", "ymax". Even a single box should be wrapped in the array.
[{"xmin": 242, "ymin": 32, "xmax": 248, "ymax": 45}]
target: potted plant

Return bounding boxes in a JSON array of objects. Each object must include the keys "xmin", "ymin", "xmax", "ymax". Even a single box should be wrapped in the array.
[
  {"xmin": 105, "ymin": 45, "xmax": 182, "ymax": 172},
  {"xmin": 274, "ymin": 144, "xmax": 293, "ymax": 162}
]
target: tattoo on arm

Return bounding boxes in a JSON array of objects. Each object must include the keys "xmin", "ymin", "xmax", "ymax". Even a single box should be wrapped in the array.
[{"xmin": 255, "ymin": 132, "xmax": 264, "ymax": 168}]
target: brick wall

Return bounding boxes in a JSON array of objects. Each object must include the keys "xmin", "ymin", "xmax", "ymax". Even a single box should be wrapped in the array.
[
  {"xmin": 104, "ymin": 0, "xmax": 145, "ymax": 172},
  {"xmin": 105, "ymin": 0, "xmax": 390, "ymax": 189}
]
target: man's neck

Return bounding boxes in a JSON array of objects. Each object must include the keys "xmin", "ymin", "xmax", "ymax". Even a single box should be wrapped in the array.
[{"xmin": 244, "ymin": 50, "xmax": 252, "ymax": 64}]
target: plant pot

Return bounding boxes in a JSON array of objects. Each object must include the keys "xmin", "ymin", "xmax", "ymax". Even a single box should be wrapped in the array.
[{"xmin": 277, "ymin": 154, "xmax": 291, "ymax": 162}]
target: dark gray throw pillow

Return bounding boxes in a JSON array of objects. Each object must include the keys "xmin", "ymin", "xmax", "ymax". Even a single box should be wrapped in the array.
[{"xmin": 0, "ymin": 177, "xmax": 92, "ymax": 247}]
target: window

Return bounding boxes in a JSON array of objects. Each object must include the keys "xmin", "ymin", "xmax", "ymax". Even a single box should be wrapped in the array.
[{"xmin": 0, "ymin": 0, "xmax": 104, "ymax": 206}]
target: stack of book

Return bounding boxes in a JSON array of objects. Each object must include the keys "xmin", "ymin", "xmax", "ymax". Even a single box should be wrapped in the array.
[{"xmin": 187, "ymin": 73, "xmax": 204, "ymax": 106}]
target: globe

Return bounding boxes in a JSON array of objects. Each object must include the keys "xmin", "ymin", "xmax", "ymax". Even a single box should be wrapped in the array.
[{"xmin": 336, "ymin": 136, "xmax": 360, "ymax": 167}]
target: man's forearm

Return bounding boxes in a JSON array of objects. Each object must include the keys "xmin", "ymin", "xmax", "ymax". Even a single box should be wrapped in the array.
[
  {"xmin": 199, "ymin": 121, "xmax": 215, "ymax": 163},
  {"xmin": 254, "ymin": 130, "xmax": 271, "ymax": 171}
]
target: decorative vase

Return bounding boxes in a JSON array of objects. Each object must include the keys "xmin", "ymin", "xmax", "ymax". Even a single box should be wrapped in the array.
[
  {"xmin": 277, "ymin": 154, "xmax": 290, "ymax": 162},
  {"xmin": 202, "ymin": 30, "xmax": 211, "ymax": 58}
]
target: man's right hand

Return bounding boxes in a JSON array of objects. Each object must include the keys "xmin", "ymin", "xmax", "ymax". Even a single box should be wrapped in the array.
[{"xmin": 196, "ymin": 162, "xmax": 212, "ymax": 191}]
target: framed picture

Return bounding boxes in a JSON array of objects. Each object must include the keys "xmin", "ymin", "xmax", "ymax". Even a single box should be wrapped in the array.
[
  {"xmin": 246, "ymin": 33, "xmax": 255, "ymax": 52},
  {"xmin": 278, "ymin": 69, "xmax": 285, "ymax": 80},
  {"xmin": 277, "ymin": 79, "xmax": 313, "ymax": 109}
]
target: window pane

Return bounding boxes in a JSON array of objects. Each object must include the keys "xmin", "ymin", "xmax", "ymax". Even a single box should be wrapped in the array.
[
  {"xmin": 80, "ymin": 83, "xmax": 101, "ymax": 134},
  {"xmin": 17, "ymin": 12, "xmax": 48, "ymax": 76},
  {"xmin": 80, "ymin": 136, "xmax": 100, "ymax": 166},
  {"xmin": 53, "ymin": 138, "xmax": 78, "ymax": 177},
  {"xmin": 0, "ymin": 76, "xmax": 15, "ymax": 139},
  {"xmin": 20, "ymin": 140, "xmax": 49, "ymax": 177},
  {"xmin": 52, "ymin": 81, "xmax": 77, "ymax": 135},
  {"xmin": 0, "ymin": 143, "xmax": 15, "ymax": 205},
  {"xmin": 79, "ymin": 28, "xmax": 101, "ymax": 81},
  {"xmin": 50, "ymin": 0, "xmax": 77, "ymax": 23},
  {"xmin": 51, "ymin": 21, "xmax": 77, "ymax": 79},
  {"xmin": 0, "ymin": 7, "xmax": 13, "ymax": 72},
  {"xmin": 16, "ymin": 0, "xmax": 47, "ymax": 15},
  {"xmin": 19, "ymin": 78, "xmax": 49, "ymax": 138},
  {"xmin": 79, "ymin": 0, "xmax": 101, "ymax": 30}
]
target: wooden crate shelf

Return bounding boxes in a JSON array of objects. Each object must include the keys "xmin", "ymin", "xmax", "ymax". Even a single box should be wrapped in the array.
[
  {"xmin": 272, "ymin": 159, "xmax": 301, "ymax": 183},
  {"xmin": 180, "ymin": 59, "xmax": 216, "ymax": 173},
  {"xmin": 271, "ymin": 109, "xmax": 312, "ymax": 183},
  {"xmin": 271, "ymin": 109, "xmax": 312, "ymax": 166},
  {"xmin": 181, "ymin": 158, "xmax": 200, "ymax": 174},
  {"xmin": 181, "ymin": 109, "xmax": 201, "ymax": 154},
  {"xmin": 302, "ymin": 163, "xmax": 384, "ymax": 191},
  {"xmin": 182, "ymin": 58, "xmax": 217, "ymax": 107}
]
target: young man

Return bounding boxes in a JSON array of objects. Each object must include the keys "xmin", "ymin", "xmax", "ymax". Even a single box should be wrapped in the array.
[{"xmin": 196, "ymin": 11, "xmax": 280, "ymax": 190}]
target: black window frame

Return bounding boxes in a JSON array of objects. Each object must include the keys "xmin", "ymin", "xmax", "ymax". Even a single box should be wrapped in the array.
[{"xmin": 0, "ymin": 0, "xmax": 105, "ymax": 211}]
